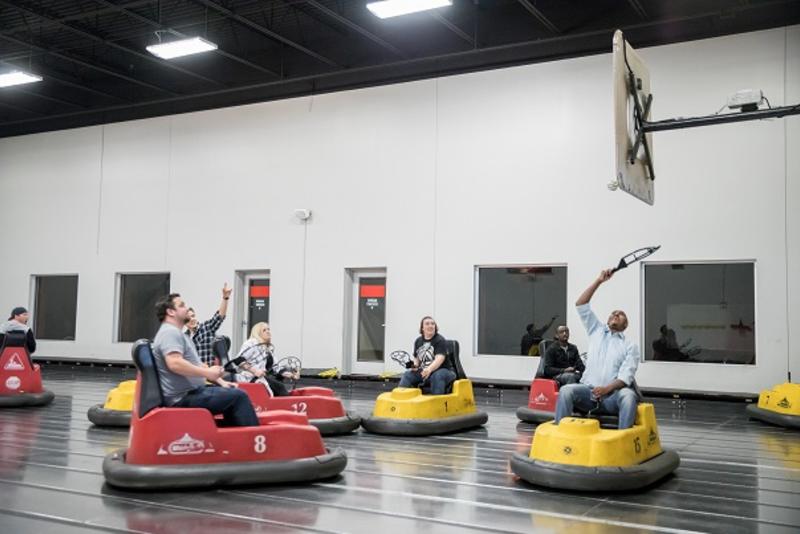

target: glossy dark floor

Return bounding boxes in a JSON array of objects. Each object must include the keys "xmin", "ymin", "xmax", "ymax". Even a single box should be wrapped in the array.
[{"xmin": 1, "ymin": 367, "xmax": 798, "ymax": 534}]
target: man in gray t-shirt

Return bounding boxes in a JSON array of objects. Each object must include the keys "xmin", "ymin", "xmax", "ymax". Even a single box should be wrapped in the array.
[
  {"xmin": 150, "ymin": 293, "xmax": 258, "ymax": 427},
  {"xmin": 153, "ymin": 321, "xmax": 206, "ymax": 405}
]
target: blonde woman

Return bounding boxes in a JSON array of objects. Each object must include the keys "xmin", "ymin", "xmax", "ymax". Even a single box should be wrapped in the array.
[{"xmin": 234, "ymin": 322, "xmax": 294, "ymax": 396}]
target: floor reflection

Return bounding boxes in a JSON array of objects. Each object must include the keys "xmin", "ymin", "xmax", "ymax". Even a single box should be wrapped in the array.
[
  {"xmin": 0, "ymin": 410, "xmax": 43, "ymax": 480},
  {"xmin": 0, "ymin": 367, "xmax": 797, "ymax": 534}
]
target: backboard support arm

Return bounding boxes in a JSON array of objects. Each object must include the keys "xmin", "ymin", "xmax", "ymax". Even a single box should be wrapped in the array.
[{"xmin": 641, "ymin": 104, "xmax": 800, "ymax": 133}]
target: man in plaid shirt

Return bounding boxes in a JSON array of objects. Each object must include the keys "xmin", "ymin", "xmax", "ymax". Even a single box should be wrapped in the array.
[{"xmin": 186, "ymin": 283, "xmax": 233, "ymax": 366}]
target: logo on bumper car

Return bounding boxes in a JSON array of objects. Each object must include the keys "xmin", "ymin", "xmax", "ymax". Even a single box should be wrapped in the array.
[
  {"xmin": 534, "ymin": 393, "xmax": 549, "ymax": 404},
  {"xmin": 157, "ymin": 433, "xmax": 215, "ymax": 455},
  {"xmin": 778, "ymin": 397, "xmax": 791, "ymax": 409},
  {"xmin": 5, "ymin": 376, "xmax": 21, "ymax": 390},
  {"xmin": 3, "ymin": 353, "xmax": 25, "ymax": 371}
]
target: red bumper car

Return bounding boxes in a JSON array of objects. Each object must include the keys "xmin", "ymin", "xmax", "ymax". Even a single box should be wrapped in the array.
[
  {"xmin": 216, "ymin": 337, "xmax": 361, "ymax": 436},
  {"xmin": 516, "ymin": 376, "xmax": 560, "ymax": 424},
  {"xmin": 103, "ymin": 340, "xmax": 347, "ymax": 490},
  {"xmin": 0, "ymin": 331, "xmax": 54, "ymax": 408}
]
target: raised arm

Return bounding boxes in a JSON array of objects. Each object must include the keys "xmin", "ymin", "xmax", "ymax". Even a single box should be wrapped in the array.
[
  {"xmin": 199, "ymin": 284, "xmax": 233, "ymax": 336},
  {"xmin": 532, "ymin": 315, "xmax": 559, "ymax": 338},
  {"xmin": 217, "ymin": 283, "xmax": 232, "ymax": 318},
  {"xmin": 576, "ymin": 269, "xmax": 614, "ymax": 306}
]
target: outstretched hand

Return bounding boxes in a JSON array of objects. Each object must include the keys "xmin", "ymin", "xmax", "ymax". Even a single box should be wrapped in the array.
[
  {"xmin": 597, "ymin": 269, "xmax": 614, "ymax": 284},
  {"xmin": 576, "ymin": 269, "xmax": 614, "ymax": 306},
  {"xmin": 222, "ymin": 283, "xmax": 232, "ymax": 300}
]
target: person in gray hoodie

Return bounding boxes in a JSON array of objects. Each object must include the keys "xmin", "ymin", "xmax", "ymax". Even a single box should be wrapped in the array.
[{"xmin": 0, "ymin": 307, "xmax": 36, "ymax": 353}]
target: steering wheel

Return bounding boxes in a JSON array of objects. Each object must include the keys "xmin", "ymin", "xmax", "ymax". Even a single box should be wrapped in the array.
[
  {"xmin": 224, "ymin": 342, "xmax": 271, "ymax": 376},
  {"xmin": 390, "ymin": 350, "xmax": 415, "ymax": 369}
]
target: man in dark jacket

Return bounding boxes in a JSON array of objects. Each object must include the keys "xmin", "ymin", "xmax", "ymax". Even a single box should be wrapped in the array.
[{"xmin": 542, "ymin": 325, "xmax": 584, "ymax": 385}]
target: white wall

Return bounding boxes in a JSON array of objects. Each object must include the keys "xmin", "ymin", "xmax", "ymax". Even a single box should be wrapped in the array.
[
  {"xmin": 786, "ymin": 26, "xmax": 800, "ymax": 385},
  {"xmin": 1, "ymin": 26, "xmax": 797, "ymax": 394}
]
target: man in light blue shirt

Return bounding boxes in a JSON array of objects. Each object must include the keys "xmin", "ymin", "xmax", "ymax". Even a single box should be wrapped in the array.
[{"xmin": 554, "ymin": 269, "xmax": 640, "ymax": 429}]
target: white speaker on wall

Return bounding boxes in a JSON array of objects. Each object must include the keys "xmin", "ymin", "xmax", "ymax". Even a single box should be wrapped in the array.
[{"xmin": 294, "ymin": 208, "xmax": 312, "ymax": 221}]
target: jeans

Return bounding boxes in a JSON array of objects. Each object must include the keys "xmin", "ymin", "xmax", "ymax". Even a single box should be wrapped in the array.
[
  {"xmin": 175, "ymin": 386, "xmax": 259, "ymax": 427},
  {"xmin": 399, "ymin": 368, "xmax": 457, "ymax": 395},
  {"xmin": 554, "ymin": 383, "xmax": 639, "ymax": 429}
]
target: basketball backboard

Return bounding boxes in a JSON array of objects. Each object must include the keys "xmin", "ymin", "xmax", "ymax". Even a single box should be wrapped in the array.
[{"xmin": 612, "ymin": 30, "xmax": 655, "ymax": 205}]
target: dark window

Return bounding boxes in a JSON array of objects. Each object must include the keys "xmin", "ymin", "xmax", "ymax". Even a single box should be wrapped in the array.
[
  {"xmin": 644, "ymin": 263, "xmax": 755, "ymax": 364},
  {"xmin": 477, "ymin": 266, "xmax": 567, "ymax": 356},
  {"xmin": 33, "ymin": 275, "xmax": 79, "ymax": 340},
  {"xmin": 357, "ymin": 277, "xmax": 386, "ymax": 362},
  {"xmin": 118, "ymin": 273, "xmax": 170, "ymax": 342}
]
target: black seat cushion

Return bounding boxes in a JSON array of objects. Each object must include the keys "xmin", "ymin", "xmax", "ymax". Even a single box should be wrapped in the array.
[
  {"xmin": 0, "ymin": 331, "xmax": 33, "ymax": 367},
  {"xmin": 447, "ymin": 340, "xmax": 466, "ymax": 380},
  {"xmin": 131, "ymin": 339, "xmax": 165, "ymax": 417},
  {"xmin": 213, "ymin": 335, "xmax": 232, "ymax": 367},
  {"xmin": 534, "ymin": 339, "xmax": 554, "ymax": 378}
]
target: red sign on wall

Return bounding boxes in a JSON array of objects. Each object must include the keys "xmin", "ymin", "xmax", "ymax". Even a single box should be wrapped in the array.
[
  {"xmin": 359, "ymin": 285, "xmax": 385, "ymax": 298},
  {"xmin": 250, "ymin": 286, "xmax": 270, "ymax": 298}
]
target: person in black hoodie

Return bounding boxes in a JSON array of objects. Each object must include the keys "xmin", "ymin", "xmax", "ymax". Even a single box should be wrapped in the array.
[
  {"xmin": 0, "ymin": 307, "xmax": 37, "ymax": 354},
  {"xmin": 520, "ymin": 315, "xmax": 558, "ymax": 355},
  {"xmin": 542, "ymin": 325, "xmax": 584, "ymax": 385},
  {"xmin": 398, "ymin": 316, "xmax": 456, "ymax": 395}
]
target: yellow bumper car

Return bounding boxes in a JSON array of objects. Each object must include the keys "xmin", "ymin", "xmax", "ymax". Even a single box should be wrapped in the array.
[
  {"xmin": 510, "ymin": 403, "xmax": 679, "ymax": 491},
  {"xmin": 746, "ymin": 383, "xmax": 800, "ymax": 429},
  {"xmin": 361, "ymin": 341, "xmax": 488, "ymax": 436},
  {"xmin": 87, "ymin": 380, "xmax": 135, "ymax": 427}
]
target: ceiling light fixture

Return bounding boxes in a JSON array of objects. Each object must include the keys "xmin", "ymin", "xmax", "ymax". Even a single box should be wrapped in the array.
[
  {"xmin": 146, "ymin": 37, "xmax": 217, "ymax": 60},
  {"xmin": 0, "ymin": 70, "xmax": 43, "ymax": 88},
  {"xmin": 367, "ymin": 0, "xmax": 452, "ymax": 19}
]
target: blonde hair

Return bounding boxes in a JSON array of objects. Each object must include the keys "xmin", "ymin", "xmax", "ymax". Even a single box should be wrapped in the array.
[{"xmin": 250, "ymin": 322, "xmax": 270, "ymax": 342}]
